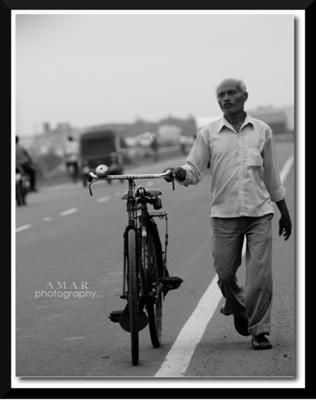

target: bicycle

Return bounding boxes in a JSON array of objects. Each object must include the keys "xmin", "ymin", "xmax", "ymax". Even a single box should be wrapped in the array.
[{"xmin": 88, "ymin": 165, "xmax": 182, "ymax": 366}]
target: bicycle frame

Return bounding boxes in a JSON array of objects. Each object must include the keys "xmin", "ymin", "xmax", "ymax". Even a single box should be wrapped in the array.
[
  {"xmin": 88, "ymin": 169, "xmax": 176, "ymax": 365},
  {"xmin": 88, "ymin": 171, "xmax": 173, "ymax": 299}
]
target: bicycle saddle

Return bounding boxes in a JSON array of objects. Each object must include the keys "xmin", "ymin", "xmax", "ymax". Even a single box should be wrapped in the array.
[{"xmin": 121, "ymin": 188, "xmax": 162, "ymax": 200}]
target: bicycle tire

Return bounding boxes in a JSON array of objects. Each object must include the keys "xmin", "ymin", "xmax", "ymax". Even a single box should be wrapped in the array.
[
  {"xmin": 144, "ymin": 228, "xmax": 163, "ymax": 348},
  {"xmin": 127, "ymin": 229, "xmax": 139, "ymax": 366}
]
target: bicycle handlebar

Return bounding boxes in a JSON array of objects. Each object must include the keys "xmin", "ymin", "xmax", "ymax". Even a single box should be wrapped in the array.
[
  {"xmin": 89, "ymin": 171, "xmax": 171, "ymax": 180},
  {"xmin": 88, "ymin": 170, "xmax": 175, "ymax": 196}
]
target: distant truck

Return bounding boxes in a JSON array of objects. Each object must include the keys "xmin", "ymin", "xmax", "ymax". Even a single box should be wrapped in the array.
[{"xmin": 79, "ymin": 129, "xmax": 124, "ymax": 186}]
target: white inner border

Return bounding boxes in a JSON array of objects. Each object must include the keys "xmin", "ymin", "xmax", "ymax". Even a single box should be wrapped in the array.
[{"xmin": 11, "ymin": 9, "xmax": 305, "ymax": 389}]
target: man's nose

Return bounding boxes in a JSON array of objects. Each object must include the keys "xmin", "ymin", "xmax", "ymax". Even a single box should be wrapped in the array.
[{"xmin": 223, "ymin": 93, "xmax": 230, "ymax": 101}]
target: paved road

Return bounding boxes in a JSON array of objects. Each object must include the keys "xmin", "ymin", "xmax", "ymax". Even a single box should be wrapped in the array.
[{"xmin": 15, "ymin": 141, "xmax": 295, "ymax": 378}]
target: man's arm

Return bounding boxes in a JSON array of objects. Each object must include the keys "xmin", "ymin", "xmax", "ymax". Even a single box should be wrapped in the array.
[
  {"xmin": 181, "ymin": 129, "xmax": 211, "ymax": 185},
  {"xmin": 262, "ymin": 128, "xmax": 292, "ymax": 240},
  {"xmin": 163, "ymin": 129, "xmax": 210, "ymax": 185}
]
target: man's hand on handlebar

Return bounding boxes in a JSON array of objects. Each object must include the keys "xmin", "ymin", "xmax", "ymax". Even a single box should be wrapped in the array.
[{"xmin": 163, "ymin": 167, "xmax": 186, "ymax": 183}]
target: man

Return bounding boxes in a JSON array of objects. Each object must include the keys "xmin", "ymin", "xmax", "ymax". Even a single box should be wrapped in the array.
[
  {"xmin": 164, "ymin": 78, "xmax": 292, "ymax": 350},
  {"xmin": 15, "ymin": 135, "xmax": 37, "ymax": 192},
  {"xmin": 64, "ymin": 135, "xmax": 79, "ymax": 182}
]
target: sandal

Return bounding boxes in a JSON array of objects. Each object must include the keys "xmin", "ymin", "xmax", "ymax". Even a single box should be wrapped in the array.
[{"xmin": 251, "ymin": 333, "xmax": 272, "ymax": 350}]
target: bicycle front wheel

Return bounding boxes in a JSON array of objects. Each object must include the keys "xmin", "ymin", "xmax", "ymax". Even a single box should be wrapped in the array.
[
  {"xmin": 144, "ymin": 229, "xmax": 163, "ymax": 348},
  {"xmin": 127, "ymin": 229, "xmax": 139, "ymax": 366}
]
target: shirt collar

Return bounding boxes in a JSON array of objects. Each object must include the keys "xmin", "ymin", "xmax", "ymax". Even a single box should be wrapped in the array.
[{"xmin": 217, "ymin": 113, "xmax": 254, "ymax": 133}]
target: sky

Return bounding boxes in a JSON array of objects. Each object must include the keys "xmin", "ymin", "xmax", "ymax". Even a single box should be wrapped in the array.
[{"xmin": 15, "ymin": 12, "xmax": 295, "ymax": 137}]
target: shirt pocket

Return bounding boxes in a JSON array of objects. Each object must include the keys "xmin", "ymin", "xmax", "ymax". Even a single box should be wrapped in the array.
[{"xmin": 247, "ymin": 150, "xmax": 263, "ymax": 167}]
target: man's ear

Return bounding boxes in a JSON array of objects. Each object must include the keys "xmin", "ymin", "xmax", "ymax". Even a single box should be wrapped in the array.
[{"xmin": 243, "ymin": 91, "xmax": 248, "ymax": 102}]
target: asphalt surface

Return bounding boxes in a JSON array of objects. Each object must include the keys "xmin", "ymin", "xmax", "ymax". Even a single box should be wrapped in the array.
[{"xmin": 15, "ymin": 141, "xmax": 295, "ymax": 379}]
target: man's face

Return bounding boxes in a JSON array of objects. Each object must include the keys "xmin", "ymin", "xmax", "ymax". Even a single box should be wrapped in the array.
[{"xmin": 216, "ymin": 81, "xmax": 248, "ymax": 116}]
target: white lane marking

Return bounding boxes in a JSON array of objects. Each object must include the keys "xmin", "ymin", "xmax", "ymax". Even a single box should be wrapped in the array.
[
  {"xmin": 40, "ymin": 314, "xmax": 65, "ymax": 320},
  {"xmin": 155, "ymin": 279, "xmax": 222, "ymax": 377},
  {"xmin": 155, "ymin": 153, "xmax": 294, "ymax": 377},
  {"xmin": 59, "ymin": 208, "xmax": 78, "ymax": 217},
  {"xmin": 43, "ymin": 216, "xmax": 51, "ymax": 222},
  {"xmin": 17, "ymin": 335, "xmax": 35, "ymax": 339},
  {"xmin": 97, "ymin": 195, "xmax": 111, "ymax": 203},
  {"xmin": 60, "ymin": 336, "xmax": 86, "ymax": 341},
  {"xmin": 16, "ymin": 224, "xmax": 32, "ymax": 233},
  {"xmin": 36, "ymin": 305, "xmax": 52, "ymax": 309},
  {"xmin": 41, "ymin": 184, "xmax": 74, "ymax": 192},
  {"xmin": 280, "ymin": 154, "xmax": 294, "ymax": 183}
]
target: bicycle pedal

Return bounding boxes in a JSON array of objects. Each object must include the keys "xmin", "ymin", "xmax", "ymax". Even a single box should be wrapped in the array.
[
  {"xmin": 109, "ymin": 310, "xmax": 123, "ymax": 323},
  {"xmin": 160, "ymin": 276, "xmax": 183, "ymax": 290}
]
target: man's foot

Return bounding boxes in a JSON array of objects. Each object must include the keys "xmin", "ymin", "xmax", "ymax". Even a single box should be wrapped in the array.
[
  {"xmin": 233, "ymin": 314, "xmax": 249, "ymax": 336},
  {"xmin": 251, "ymin": 333, "xmax": 272, "ymax": 350}
]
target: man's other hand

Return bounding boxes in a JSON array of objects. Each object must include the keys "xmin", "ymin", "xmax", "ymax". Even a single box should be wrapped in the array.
[{"xmin": 278, "ymin": 213, "xmax": 292, "ymax": 240}]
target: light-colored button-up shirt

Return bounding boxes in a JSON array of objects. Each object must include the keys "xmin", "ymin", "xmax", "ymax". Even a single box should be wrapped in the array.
[{"xmin": 180, "ymin": 114, "xmax": 285, "ymax": 218}]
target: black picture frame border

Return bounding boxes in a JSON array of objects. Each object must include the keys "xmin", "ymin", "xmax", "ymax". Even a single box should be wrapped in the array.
[{"xmin": 3, "ymin": 0, "xmax": 313, "ymax": 398}]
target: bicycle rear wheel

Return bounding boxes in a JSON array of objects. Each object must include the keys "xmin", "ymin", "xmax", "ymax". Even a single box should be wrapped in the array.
[
  {"xmin": 128, "ymin": 229, "xmax": 139, "ymax": 365},
  {"xmin": 144, "ymin": 229, "xmax": 163, "ymax": 348}
]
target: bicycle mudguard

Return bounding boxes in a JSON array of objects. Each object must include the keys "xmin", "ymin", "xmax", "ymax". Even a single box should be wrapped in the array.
[{"xmin": 119, "ymin": 303, "xmax": 148, "ymax": 333}]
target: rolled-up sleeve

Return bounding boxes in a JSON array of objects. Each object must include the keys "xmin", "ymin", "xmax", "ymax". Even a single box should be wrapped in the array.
[
  {"xmin": 262, "ymin": 128, "xmax": 286, "ymax": 202},
  {"xmin": 179, "ymin": 128, "xmax": 211, "ymax": 186}
]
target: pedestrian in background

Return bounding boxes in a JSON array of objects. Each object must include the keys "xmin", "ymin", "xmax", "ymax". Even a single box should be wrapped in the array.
[
  {"xmin": 164, "ymin": 78, "xmax": 292, "ymax": 350},
  {"xmin": 64, "ymin": 135, "xmax": 79, "ymax": 182},
  {"xmin": 150, "ymin": 133, "xmax": 159, "ymax": 162}
]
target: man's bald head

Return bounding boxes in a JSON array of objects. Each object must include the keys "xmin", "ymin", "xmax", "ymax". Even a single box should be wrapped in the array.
[{"xmin": 216, "ymin": 79, "xmax": 247, "ymax": 94}]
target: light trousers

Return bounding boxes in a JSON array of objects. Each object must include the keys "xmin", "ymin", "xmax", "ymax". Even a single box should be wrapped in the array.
[{"xmin": 211, "ymin": 213, "xmax": 273, "ymax": 337}]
